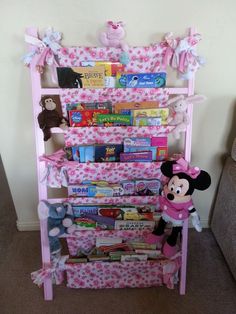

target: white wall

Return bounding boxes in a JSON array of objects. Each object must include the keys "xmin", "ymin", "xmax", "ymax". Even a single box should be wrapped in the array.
[{"xmin": 1, "ymin": 0, "xmax": 236, "ymax": 230}]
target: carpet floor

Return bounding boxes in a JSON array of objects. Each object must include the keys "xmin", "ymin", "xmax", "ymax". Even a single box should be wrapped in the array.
[{"xmin": 0, "ymin": 156, "xmax": 236, "ymax": 314}]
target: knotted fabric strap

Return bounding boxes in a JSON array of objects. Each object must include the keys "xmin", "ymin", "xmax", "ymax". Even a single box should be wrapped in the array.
[
  {"xmin": 172, "ymin": 158, "xmax": 200, "ymax": 179},
  {"xmin": 31, "ymin": 255, "xmax": 68, "ymax": 287}
]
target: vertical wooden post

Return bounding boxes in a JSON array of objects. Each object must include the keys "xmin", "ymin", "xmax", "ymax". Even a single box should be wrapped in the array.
[
  {"xmin": 179, "ymin": 26, "xmax": 196, "ymax": 295},
  {"xmin": 26, "ymin": 27, "xmax": 53, "ymax": 300}
]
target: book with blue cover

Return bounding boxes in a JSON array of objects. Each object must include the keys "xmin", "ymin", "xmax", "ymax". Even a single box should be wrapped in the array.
[{"xmin": 95, "ymin": 144, "xmax": 123, "ymax": 162}]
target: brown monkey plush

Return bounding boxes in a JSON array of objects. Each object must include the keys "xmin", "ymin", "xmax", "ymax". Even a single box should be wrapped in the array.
[{"xmin": 38, "ymin": 96, "xmax": 68, "ymax": 141}]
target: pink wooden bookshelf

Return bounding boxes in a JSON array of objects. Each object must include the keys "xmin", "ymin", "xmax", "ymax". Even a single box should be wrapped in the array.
[{"xmin": 26, "ymin": 26, "xmax": 197, "ymax": 300}]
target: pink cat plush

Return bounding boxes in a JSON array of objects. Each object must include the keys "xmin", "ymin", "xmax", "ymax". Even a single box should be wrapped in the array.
[{"xmin": 99, "ymin": 21, "xmax": 129, "ymax": 51}]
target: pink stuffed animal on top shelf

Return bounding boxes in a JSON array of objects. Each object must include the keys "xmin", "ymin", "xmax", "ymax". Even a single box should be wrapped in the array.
[
  {"xmin": 99, "ymin": 21, "xmax": 129, "ymax": 51},
  {"xmin": 167, "ymin": 94, "xmax": 206, "ymax": 140}
]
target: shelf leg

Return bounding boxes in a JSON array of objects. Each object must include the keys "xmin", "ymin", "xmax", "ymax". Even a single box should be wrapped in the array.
[{"xmin": 179, "ymin": 219, "xmax": 188, "ymax": 295}]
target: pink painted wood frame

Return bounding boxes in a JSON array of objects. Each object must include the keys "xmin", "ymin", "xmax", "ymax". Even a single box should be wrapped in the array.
[
  {"xmin": 179, "ymin": 26, "xmax": 197, "ymax": 295},
  {"xmin": 26, "ymin": 26, "xmax": 197, "ymax": 299},
  {"xmin": 26, "ymin": 27, "xmax": 52, "ymax": 300}
]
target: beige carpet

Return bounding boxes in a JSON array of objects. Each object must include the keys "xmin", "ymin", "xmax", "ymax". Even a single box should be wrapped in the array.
[{"xmin": 0, "ymin": 156, "xmax": 236, "ymax": 314}]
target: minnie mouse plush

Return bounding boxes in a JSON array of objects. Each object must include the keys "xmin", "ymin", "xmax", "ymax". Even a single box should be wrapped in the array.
[{"xmin": 146, "ymin": 158, "xmax": 211, "ymax": 258}]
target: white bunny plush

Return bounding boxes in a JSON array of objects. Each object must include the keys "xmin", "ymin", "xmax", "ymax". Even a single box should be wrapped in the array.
[{"xmin": 167, "ymin": 95, "xmax": 206, "ymax": 139}]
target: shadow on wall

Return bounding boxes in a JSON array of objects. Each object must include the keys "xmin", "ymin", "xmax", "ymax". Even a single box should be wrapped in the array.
[
  {"xmin": 226, "ymin": 100, "xmax": 236, "ymax": 153},
  {"xmin": 0, "ymin": 155, "xmax": 18, "ymax": 248}
]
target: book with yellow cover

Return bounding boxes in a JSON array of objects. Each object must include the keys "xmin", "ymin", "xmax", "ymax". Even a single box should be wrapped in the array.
[
  {"xmin": 132, "ymin": 108, "xmax": 169, "ymax": 126},
  {"xmin": 114, "ymin": 101, "xmax": 159, "ymax": 114}
]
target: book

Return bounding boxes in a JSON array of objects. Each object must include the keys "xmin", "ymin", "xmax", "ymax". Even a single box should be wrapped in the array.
[
  {"xmin": 72, "ymin": 205, "xmax": 98, "ymax": 217},
  {"xmin": 114, "ymin": 101, "xmax": 160, "ymax": 114},
  {"xmin": 95, "ymin": 144, "xmax": 123, "ymax": 162},
  {"xmin": 123, "ymin": 146, "xmax": 157, "ymax": 161},
  {"xmin": 68, "ymin": 109, "xmax": 109, "ymax": 127},
  {"xmin": 57, "ymin": 66, "xmax": 105, "ymax": 88},
  {"xmin": 120, "ymin": 254, "xmax": 148, "ymax": 262},
  {"xmin": 134, "ymin": 249, "xmax": 162, "ymax": 259},
  {"xmin": 66, "ymin": 101, "xmax": 112, "ymax": 112},
  {"xmin": 124, "ymin": 137, "xmax": 151, "ymax": 147},
  {"xmin": 68, "ymin": 185, "xmax": 89, "ymax": 197},
  {"xmin": 128, "ymin": 242, "xmax": 157, "ymax": 250},
  {"xmin": 96, "ymin": 237, "xmax": 123, "ymax": 247},
  {"xmin": 66, "ymin": 257, "xmax": 88, "ymax": 264},
  {"xmin": 116, "ymin": 72, "xmax": 166, "ymax": 88},
  {"xmin": 114, "ymin": 220, "xmax": 155, "ymax": 231},
  {"xmin": 81, "ymin": 61, "xmax": 125, "ymax": 77},
  {"xmin": 120, "ymin": 151, "xmax": 152, "ymax": 162},
  {"xmin": 132, "ymin": 108, "xmax": 169, "ymax": 126},
  {"xmin": 96, "ymin": 114, "xmax": 131, "ymax": 126}
]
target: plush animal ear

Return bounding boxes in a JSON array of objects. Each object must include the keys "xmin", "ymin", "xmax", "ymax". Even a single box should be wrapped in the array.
[
  {"xmin": 186, "ymin": 95, "xmax": 206, "ymax": 104},
  {"xmin": 193, "ymin": 170, "xmax": 211, "ymax": 191},
  {"xmin": 63, "ymin": 202, "xmax": 73, "ymax": 215},
  {"xmin": 38, "ymin": 200, "xmax": 50, "ymax": 220},
  {"xmin": 167, "ymin": 95, "xmax": 185, "ymax": 106},
  {"xmin": 118, "ymin": 21, "xmax": 125, "ymax": 26},
  {"xmin": 160, "ymin": 160, "xmax": 176, "ymax": 177}
]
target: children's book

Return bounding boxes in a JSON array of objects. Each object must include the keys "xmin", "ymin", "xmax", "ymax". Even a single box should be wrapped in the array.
[
  {"xmin": 124, "ymin": 137, "xmax": 151, "ymax": 147},
  {"xmin": 72, "ymin": 206, "xmax": 98, "ymax": 217},
  {"xmin": 81, "ymin": 61, "xmax": 125, "ymax": 76},
  {"xmin": 114, "ymin": 220, "xmax": 155, "ymax": 230},
  {"xmin": 57, "ymin": 66, "xmax": 105, "ymax": 88},
  {"xmin": 96, "ymin": 114, "xmax": 131, "ymax": 126},
  {"xmin": 95, "ymin": 144, "xmax": 123, "ymax": 162},
  {"xmin": 116, "ymin": 72, "xmax": 166, "ymax": 88},
  {"xmin": 120, "ymin": 151, "xmax": 152, "ymax": 162},
  {"xmin": 114, "ymin": 101, "xmax": 160, "ymax": 114},
  {"xmin": 123, "ymin": 146, "xmax": 157, "ymax": 161},
  {"xmin": 132, "ymin": 108, "xmax": 169, "ymax": 126},
  {"xmin": 66, "ymin": 101, "xmax": 112, "ymax": 112},
  {"xmin": 64, "ymin": 145, "xmax": 95, "ymax": 162},
  {"xmin": 68, "ymin": 109, "xmax": 109, "ymax": 127}
]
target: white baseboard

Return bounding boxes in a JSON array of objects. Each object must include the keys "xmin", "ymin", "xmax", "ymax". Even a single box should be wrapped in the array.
[
  {"xmin": 16, "ymin": 220, "xmax": 40, "ymax": 231},
  {"xmin": 16, "ymin": 219, "xmax": 209, "ymax": 231}
]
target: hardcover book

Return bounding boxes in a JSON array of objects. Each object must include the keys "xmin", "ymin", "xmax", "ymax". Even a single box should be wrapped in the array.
[
  {"xmin": 95, "ymin": 144, "xmax": 123, "ymax": 162},
  {"xmin": 96, "ymin": 114, "xmax": 131, "ymax": 126},
  {"xmin": 114, "ymin": 101, "xmax": 160, "ymax": 114},
  {"xmin": 57, "ymin": 66, "xmax": 105, "ymax": 88},
  {"xmin": 68, "ymin": 109, "xmax": 109, "ymax": 127},
  {"xmin": 66, "ymin": 101, "xmax": 112, "ymax": 112},
  {"xmin": 114, "ymin": 220, "xmax": 155, "ymax": 231},
  {"xmin": 120, "ymin": 151, "xmax": 152, "ymax": 162},
  {"xmin": 132, "ymin": 108, "xmax": 169, "ymax": 126},
  {"xmin": 81, "ymin": 61, "xmax": 125, "ymax": 77},
  {"xmin": 116, "ymin": 72, "xmax": 166, "ymax": 88}
]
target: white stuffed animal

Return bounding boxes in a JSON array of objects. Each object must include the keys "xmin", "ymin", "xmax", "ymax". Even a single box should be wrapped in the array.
[{"xmin": 167, "ymin": 95, "xmax": 206, "ymax": 139}]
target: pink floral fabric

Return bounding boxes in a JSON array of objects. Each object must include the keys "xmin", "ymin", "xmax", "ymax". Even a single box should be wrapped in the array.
[
  {"xmin": 57, "ymin": 44, "xmax": 166, "ymax": 73},
  {"xmin": 66, "ymin": 195, "xmax": 159, "ymax": 206},
  {"xmin": 66, "ymin": 257, "xmax": 181, "ymax": 289},
  {"xmin": 66, "ymin": 162, "xmax": 162, "ymax": 184},
  {"xmin": 64, "ymin": 126, "xmax": 172, "ymax": 146},
  {"xmin": 66, "ymin": 229, "xmax": 150, "ymax": 255},
  {"xmin": 59, "ymin": 88, "xmax": 169, "ymax": 117}
]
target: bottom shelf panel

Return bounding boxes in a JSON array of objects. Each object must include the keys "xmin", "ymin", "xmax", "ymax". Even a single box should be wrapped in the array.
[
  {"xmin": 65, "ymin": 258, "xmax": 181, "ymax": 290},
  {"xmin": 66, "ymin": 230, "xmax": 151, "ymax": 255}
]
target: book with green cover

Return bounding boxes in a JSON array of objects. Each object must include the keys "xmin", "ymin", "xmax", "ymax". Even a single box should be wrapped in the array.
[{"xmin": 96, "ymin": 114, "xmax": 131, "ymax": 126}]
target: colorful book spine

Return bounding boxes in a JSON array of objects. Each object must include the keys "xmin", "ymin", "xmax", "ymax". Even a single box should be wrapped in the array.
[
  {"xmin": 96, "ymin": 114, "xmax": 131, "ymax": 126},
  {"xmin": 120, "ymin": 151, "xmax": 152, "ymax": 162}
]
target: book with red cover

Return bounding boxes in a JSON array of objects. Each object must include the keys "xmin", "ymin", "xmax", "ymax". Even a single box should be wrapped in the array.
[{"xmin": 69, "ymin": 109, "xmax": 109, "ymax": 127}]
